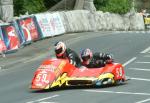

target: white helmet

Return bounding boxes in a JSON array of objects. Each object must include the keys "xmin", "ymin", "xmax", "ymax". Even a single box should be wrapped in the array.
[
  {"xmin": 54, "ymin": 41, "xmax": 66, "ymax": 57},
  {"xmin": 81, "ymin": 48, "xmax": 93, "ymax": 61}
]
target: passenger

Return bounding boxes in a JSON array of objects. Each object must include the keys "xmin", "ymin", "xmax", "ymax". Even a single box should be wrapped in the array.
[{"xmin": 80, "ymin": 48, "xmax": 113, "ymax": 68}]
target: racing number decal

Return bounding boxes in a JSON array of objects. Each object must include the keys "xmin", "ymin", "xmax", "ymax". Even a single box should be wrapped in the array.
[
  {"xmin": 116, "ymin": 67, "xmax": 123, "ymax": 78},
  {"xmin": 36, "ymin": 73, "xmax": 49, "ymax": 83}
]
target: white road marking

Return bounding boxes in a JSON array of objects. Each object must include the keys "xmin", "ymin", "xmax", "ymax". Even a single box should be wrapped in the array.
[
  {"xmin": 23, "ymin": 53, "xmax": 48, "ymax": 63},
  {"xmin": 68, "ymin": 33, "xmax": 76, "ymax": 36},
  {"xmin": 141, "ymin": 46, "xmax": 150, "ymax": 53},
  {"xmin": 128, "ymin": 68, "xmax": 150, "ymax": 71},
  {"xmin": 4, "ymin": 57, "xmax": 30, "ymax": 66},
  {"xmin": 135, "ymin": 98, "xmax": 150, "ymax": 103},
  {"xmin": 131, "ymin": 77, "xmax": 150, "ymax": 82},
  {"xmin": 143, "ymin": 55, "xmax": 150, "ymax": 57},
  {"xmin": 83, "ymin": 90, "xmax": 150, "ymax": 96},
  {"xmin": 26, "ymin": 95, "xmax": 59, "ymax": 103},
  {"xmin": 136, "ymin": 62, "xmax": 150, "ymax": 64},
  {"xmin": 39, "ymin": 102, "xmax": 58, "ymax": 103},
  {"xmin": 123, "ymin": 57, "xmax": 137, "ymax": 67},
  {"xmin": 123, "ymin": 58, "xmax": 150, "ymax": 82}
]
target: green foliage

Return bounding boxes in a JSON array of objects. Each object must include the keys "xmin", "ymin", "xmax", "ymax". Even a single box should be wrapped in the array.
[
  {"xmin": 13, "ymin": 0, "xmax": 61, "ymax": 16},
  {"xmin": 44, "ymin": 0, "xmax": 61, "ymax": 9},
  {"xmin": 13, "ymin": 0, "xmax": 25, "ymax": 16},
  {"xmin": 23, "ymin": 0, "xmax": 47, "ymax": 14},
  {"xmin": 94, "ymin": 0, "xmax": 132, "ymax": 14}
]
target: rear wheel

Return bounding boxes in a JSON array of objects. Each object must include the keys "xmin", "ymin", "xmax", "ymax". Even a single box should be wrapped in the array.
[
  {"xmin": 101, "ymin": 78, "xmax": 113, "ymax": 85},
  {"xmin": 115, "ymin": 79, "xmax": 125, "ymax": 85}
]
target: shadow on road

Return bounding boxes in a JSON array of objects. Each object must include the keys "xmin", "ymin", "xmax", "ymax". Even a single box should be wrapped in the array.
[{"xmin": 29, "ymin": 83, "xmax": 127, "ymax": 93}]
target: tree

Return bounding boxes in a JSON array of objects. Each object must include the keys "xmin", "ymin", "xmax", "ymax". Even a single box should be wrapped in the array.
[
  {"xmin": 13, "ymin": 0, "xmax": 25, "ymax": 16},
  {"xmin": 22, "ymin": 0, "xmax": 47, "ymax": 14},
  {"xmin": 94, "ymin": 0, "xmax": 132, "ymax": 14},
  {"xmin": 44, "ymin": 0, "xmax": 61, "ymax": 9},
  {"xmin": 14, "ymin": 0, "xmax": 61, "ymax": 16}
]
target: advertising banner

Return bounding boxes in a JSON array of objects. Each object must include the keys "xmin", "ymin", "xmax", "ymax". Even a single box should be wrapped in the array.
[
  {"xmin": 1, "ymin": 24, "xmax": 20, "ymax": 51},
  {"xmin": 35, "ymin": 13, "xmax": 52, "ymax": 38},
  {"xmin": 0, "ymin": 28, "xmax": 7, "ymax": 52},
  {"xmin": 0, "ymin": 38, "xmax": 7, "ymax": 52},
  {"xmin": 35, "ymin": 12, "xmax": 65, "ymax": 38},
  {"xmin": 11, "ymin": 20, "xmax": 26, "ymax": 46},
  {"xmin": 18, "ymin": 17, "xmax": 39, "ymax": 42},
  {"xmin": 47, "ymin": 12, "xmax": 65, "ymax": 36}
]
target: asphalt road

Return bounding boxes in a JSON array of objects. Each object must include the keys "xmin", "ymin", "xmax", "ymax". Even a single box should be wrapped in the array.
[{"xmin": 0, "ymin": 31, "xmax": 150, "ymax": 103}]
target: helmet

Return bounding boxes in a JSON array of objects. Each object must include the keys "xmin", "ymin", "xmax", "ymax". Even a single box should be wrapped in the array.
[
  {"xmin": 81, "ymin": 48, "xmax": 93, "ymax": 61},
  {"xmin": 54, "ymin": 41, "xmax": 66, "ymax": 57}
]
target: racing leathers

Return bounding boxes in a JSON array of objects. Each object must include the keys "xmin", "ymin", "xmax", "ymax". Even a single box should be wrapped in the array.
[
  {"xmin": 56, "ymin": 48, "xmax": 82, "ymax": 68},
  {"xmin": 82, "ymin": 52, "xmax": 113, "ymax": 68}
]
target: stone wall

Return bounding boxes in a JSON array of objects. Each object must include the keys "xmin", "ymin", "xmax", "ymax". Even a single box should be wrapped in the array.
[
  {"xmin": 0, "ymin": 0, "xmax": 13, "ymax": 22},
  {"xmin": 59, "ymin": 10, "xmax": 145, "ymax": 32}
]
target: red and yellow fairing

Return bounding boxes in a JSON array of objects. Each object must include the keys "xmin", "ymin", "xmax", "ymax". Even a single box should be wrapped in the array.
[
  {"xmin": 31, "ymin": 59, "xmax": 74, "ymax": 90},
  {"xmin": 31, "ymin": 59, "xmax": 126, "ymax": 90}
]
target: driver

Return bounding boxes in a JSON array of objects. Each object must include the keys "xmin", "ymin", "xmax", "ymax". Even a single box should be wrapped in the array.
[
  {"xmin": 80, "ymin": 48, "xmax": 113, "ymax": 68},
  {"xmin": 54, "ymin": 41, "xmax": 82, "ymax": 68}
]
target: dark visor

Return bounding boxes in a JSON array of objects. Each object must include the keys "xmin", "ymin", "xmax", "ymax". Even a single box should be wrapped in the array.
[
  {"xmin": 82, "ymin": 55, "xmax": 90, "ymax": 61},
  {"xmin": 55, "ymin": 48, "xmax": 63, "ymax": 54}
]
